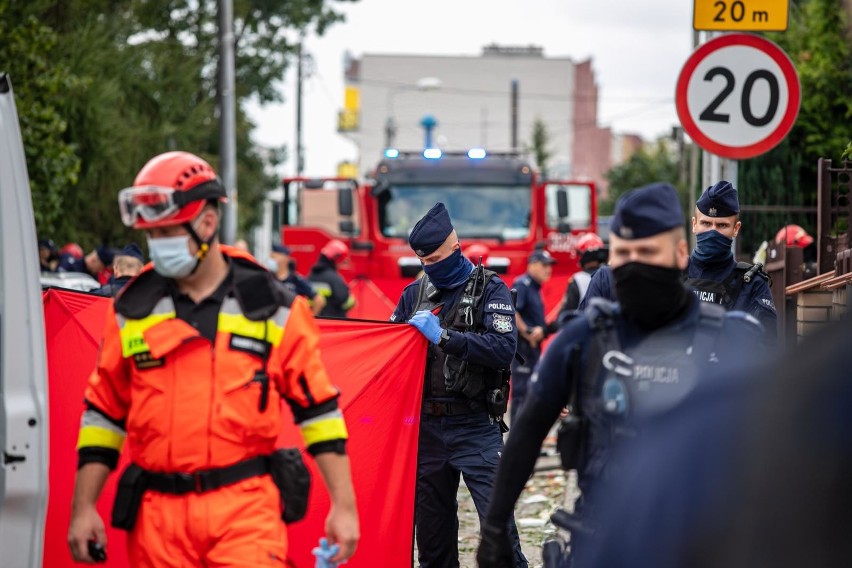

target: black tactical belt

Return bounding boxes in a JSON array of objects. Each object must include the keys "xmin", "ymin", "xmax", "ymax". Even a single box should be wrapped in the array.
[
  {"xmin": 145, "ymin": 455, "xmax": 270, "ymax": 495},
  {"xmin": 422, "ymin": 400, "xmax": 480, "ymax": 416}
]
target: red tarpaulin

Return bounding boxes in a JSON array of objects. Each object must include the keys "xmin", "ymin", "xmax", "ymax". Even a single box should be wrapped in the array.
[{"xmin": 42, "ymin": 288, "xmax": 426, "ymax": 567}]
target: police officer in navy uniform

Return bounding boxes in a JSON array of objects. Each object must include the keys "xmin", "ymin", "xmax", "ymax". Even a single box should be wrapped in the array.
[
  {"xmin": 684, "ymin": 180, "xmax": 777, "ymax": 344},
  {"xmin": 510, "ymin": 249, "xmax": 556, "ymax": 422},
  {"xmin": 475, "ymin": 183, "xmax": 764, "ymax": 567},
  {"xmin": 391, "ymin": 203, "xmax": 528, "ymax": 568}
]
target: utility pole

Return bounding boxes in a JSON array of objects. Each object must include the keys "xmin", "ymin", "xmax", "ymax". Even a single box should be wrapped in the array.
[
  {"xmin": 295, "ymin": 30, "xmax": 305, "ymax": 176},
  {"xmin": 218, "ymin": 0, "xmax": 237, "ymax": 245},
  {"xmin": 510, "ymin": 79, "xmax": 519, "ymax": 151}
]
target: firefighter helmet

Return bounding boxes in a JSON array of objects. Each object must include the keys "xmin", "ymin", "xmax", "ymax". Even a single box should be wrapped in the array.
[
  {"xmin": 575, "ymin": 233, "xmax": 608, "ymax": 266},
  {"xmin": 320, "ymin": 239, "xmax": 349, "ymax": 264},
  {"xmin": 119, "ymin": 151, "xmax": 227, "ymax": 229},
  {"xmin": 774, "ymin": 225, "xmax": 814, "ymax": 248},
  {"xmin": 463, "ymin": 243, "xmax": 490, "ymax": 265}
]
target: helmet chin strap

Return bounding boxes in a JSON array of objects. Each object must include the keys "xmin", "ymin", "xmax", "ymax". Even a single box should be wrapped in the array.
[{"xmin": 183, "ymin": 220, "xmax": 216, "ymax": 275}]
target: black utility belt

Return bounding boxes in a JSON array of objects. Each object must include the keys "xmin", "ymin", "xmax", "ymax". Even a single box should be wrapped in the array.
[
  {"xmin": 145, "ymin": 455, "xmax": 269, "ymax": 495},
  {"xmin": 112, "ymin": 450, "xmax": 312, "ymax": 531},
  {"xmin": 422, "ymin": 400, "xmax": 481, "ymax": 416}
]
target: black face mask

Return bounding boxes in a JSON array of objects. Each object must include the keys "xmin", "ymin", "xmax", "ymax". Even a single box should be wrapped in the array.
[{"xmin": 612, "ymin": 262, "xmax": 689, "ymax": 329}]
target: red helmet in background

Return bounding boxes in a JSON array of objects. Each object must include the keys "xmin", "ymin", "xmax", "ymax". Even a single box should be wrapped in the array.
[
  {"xmin": 321, "ymin": 239, "xmax": 349, "ymax": 264},
  {"xmin": 119, "ymin": 151, "xmax": 227, "ymax": 229},
  {"xmin": 59, "ymin": 242, "xmax": 84, "ymax": 260},
  {"xmin": 575, "ymin": 233, "xmax": 608, "ymax": 266},
  {"xmin": 774, "ymin": 225, "xmax": 814, "ymax": 248},
  {"xmin": 463, "ymin": 243, "xmax": 490, "ymax": 265}
]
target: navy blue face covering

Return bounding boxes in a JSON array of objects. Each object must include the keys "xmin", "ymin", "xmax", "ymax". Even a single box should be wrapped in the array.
[
  {"xmin": 693, "ymin": 230, "xmax": 733, "ymax": 263},
  {"xmin": 423, "ymin": 248, "xmax": 473, "ymax": 289}
]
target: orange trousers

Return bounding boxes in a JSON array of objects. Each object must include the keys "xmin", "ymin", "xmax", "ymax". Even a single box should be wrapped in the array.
[{"xmin": 127, "ymin": 475, "xmax": 287, "ymax": 567}]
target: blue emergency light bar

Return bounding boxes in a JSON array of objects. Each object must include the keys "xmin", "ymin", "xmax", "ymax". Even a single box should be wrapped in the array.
[
  {"xmin": 423, "ymin": 148, "xmax": 442, "ymax": 159},
  {"xmin": 467, "ymin": 148, "xmax": 487, "ymax": 159},
  {"xmin": 384, "ymin": 148, "xmax": 400, "ymax": 158}
]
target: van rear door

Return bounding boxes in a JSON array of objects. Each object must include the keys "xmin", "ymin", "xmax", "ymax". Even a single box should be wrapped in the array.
[{"xmin": 0, "ymin": 73, "xmax": 50, "ymax": 567}]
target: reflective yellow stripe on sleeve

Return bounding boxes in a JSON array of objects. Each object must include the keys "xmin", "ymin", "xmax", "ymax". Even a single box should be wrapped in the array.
[
  {"xmin": 300, "ymin": 412, "xmax": 349, "ymax": 447},
  {"xmin": 77, "ymin": 426, "xmax": 126, "ymax": 451}
]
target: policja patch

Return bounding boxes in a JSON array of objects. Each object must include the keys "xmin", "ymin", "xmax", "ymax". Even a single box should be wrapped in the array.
[{"xmin": 492, "ymin": 313, "xmax": 513, "ymax": 333}]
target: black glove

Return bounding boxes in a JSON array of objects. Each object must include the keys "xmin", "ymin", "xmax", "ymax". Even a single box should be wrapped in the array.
[{"xmin": 476, "ymin": 520, "xmax": 514, "ymax": 568}]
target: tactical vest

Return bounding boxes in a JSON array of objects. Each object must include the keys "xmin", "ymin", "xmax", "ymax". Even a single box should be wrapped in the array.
[
  {"xmin": 577, "ymin": 299, "xmax": 726, "ymax": 485},
  {"xmin": 683, "ymin": 261, "xmax": 765, "ymax": 309},
  {"xmin": 409, "ymin": 268, "xmax": 501, "ymax": 409}
]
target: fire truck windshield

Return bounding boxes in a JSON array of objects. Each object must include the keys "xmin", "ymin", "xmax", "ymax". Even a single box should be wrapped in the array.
[{"xmin": 380, "ymin": 184, "xmax": 530, "ymax": 240}]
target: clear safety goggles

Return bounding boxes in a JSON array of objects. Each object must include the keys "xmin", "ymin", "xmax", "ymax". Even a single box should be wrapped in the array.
[{"xmin": 118, "ymin": 181, "xmax": 226, "ymax": 227}]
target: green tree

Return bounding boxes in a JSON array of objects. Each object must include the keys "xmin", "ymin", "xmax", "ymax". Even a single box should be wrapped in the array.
[
  {"xmin": 602, "ymin": 140, "xmax": 684, "ymax": 216},
  {"xmin": 0, "ymin": 1, "xmax": 82, "ymax": 236},
  {"xmin": 528, "ymin": 117, "xmax": 552, "ymax": 177},
  {"xmin": 4, "ymin": 0, "xmax": 352, "ymax": 249},
  {"xmin": 739, "ymin": 0, "xmax": 852, "ymax": 252}
]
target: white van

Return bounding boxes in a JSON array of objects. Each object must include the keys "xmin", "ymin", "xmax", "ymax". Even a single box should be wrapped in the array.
[{"xmin": 0, "ymin": 73, "xmax": 50, "ymax": 567}]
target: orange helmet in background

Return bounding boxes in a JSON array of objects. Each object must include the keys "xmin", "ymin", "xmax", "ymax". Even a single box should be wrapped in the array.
[
  {"xmin": 774, "ymin": 224, "xmax": 814, "ymax": 248},
  {"xmin": 575, "ymin": 233, "xmax": 608, "ymax": 266},
  {"xmin": 320, "ymin": 239, "xmax": 349, "ymax": 264},
  {"xmin": 119, "ymin": 151, "xmax": 227, "ymax": 229},
  {"xmin": 463, "ymin": 243, "xmax": 490, "ymax": 265}
]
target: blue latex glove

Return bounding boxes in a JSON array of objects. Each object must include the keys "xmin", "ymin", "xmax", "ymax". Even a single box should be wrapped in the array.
[
  {"xmin": 312, "ymin": 537, "xmax": 342, "ymax": 568},
  {"xmin": 409, "ymin": 310, "xmax": 443, "ymax": 344}
]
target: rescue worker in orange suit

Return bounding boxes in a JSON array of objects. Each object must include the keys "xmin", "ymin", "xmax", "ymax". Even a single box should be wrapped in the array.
[{"xmin": 67, "ymin": 151, "xmax": 359, "ymax": 566}]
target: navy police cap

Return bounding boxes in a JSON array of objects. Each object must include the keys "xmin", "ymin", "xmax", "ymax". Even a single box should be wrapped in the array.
[
  {"xmin": 116, "ymin": 243, "xmax": 144, "ymax": 262},
  {"xmin": 610, "ymin": 182, "xmax": 684, "ymax": 239},
  {"xmin": 271, "ymin": 243, "xmax": 292, "ymax": 255},
  {"xmin": 96, "ymin": 245, "xmax": 116, "ymax": 266},
  {"xmin": 697, "ymin": 180, "xmax": 739, "ymax": 218},
  {"xmin": 409, "ymin": 202, "xmax": 455, "ymax": 257}
]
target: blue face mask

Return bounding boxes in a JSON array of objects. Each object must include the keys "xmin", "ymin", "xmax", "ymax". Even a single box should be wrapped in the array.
[
  {"xmin": 147, "ymin": 235, "xmax": 199, "ymax": 279},
  {"xmin": 693, "ymin": 230, "xmax": 733, "ymax": 263},
  {"xmin": 422, "ymin": 248, "xmax": 473, "ymax": 289}
]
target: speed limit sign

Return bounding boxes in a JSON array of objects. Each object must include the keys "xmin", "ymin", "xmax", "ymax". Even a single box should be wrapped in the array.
[{"xmin": 676, "ymin": 33, "xmax": 800, "ymax": 159}]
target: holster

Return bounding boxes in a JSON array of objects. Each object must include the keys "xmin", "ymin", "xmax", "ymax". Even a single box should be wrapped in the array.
[
  {"xmin": 269, "ymin": 448, "xmax": 312, "ymax": 524},
  {"xmin": 111, "ymin": 463, "xmax": 148, "ymax": 531},
  {"xmin": 484, "ymin": 368, "xmax": 510, "ymax": 418},
  {"xmin": 556, "ymin": 413, "xmax": 587, "ymax": 471}
]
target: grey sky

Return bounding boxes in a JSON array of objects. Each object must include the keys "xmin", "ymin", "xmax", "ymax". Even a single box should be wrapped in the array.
[{"xmin": 247, "ymin": 0, "xmax": 695, "ymax": 177}]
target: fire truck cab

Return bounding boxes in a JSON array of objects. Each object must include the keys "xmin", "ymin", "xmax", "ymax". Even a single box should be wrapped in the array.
[{"xmin": 272, "ymin": 149, "xmax": 598, "ymax": 320}]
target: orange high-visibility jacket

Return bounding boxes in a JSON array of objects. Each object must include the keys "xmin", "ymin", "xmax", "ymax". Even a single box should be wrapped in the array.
[{"xmin": 77, "ymin": 248, "xmax": 347, "ymax": 472}]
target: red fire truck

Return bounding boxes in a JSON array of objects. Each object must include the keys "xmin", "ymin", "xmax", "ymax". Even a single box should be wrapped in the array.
[{"xmin": 275, "ymin": 149, "xmax": 598, "ymax": 320}]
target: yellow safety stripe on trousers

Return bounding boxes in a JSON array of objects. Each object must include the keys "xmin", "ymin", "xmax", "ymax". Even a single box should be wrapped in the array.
[
  {"xmin": 299, "ymin": 412, "xmax": 349, "ymax": 447},
  {"xmin": 117, "ymin": 297, "xmax": 177, "ymax": 358},
  {"xmin": 77, "ymin": 425, "xmax": 126, "ymax": 451},
  {"xmin": 342, "ymin": 295, "xmax": 356, "ymax": 310},
  {"xmin": 218, "ymin": 298, "xmax": 289, "ymax": 347}
]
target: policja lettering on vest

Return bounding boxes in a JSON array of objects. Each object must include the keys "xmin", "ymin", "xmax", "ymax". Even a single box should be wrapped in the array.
[
  {"xmin": 391, "ymin": 202, "xmax": 528, "ymax": 568},
  {"xmin": 476, "ymin": 183, "xmax": 766, "ymax": 568}
]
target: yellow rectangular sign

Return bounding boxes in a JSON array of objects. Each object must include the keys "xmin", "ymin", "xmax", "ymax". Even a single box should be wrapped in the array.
[{"xmin": 694, "ymin": 0, "xmax": 789, "ymax": 31}]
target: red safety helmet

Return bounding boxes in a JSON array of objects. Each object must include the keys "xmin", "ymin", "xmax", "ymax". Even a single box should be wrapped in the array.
[
  {"xmin": 774, "ymin": 224, "xmax": 814, "ymax": 248},
  {"xmin": 575, "ymin": 233, "xmax": 608, "ymax": 266},
  {"xmin": 463, "ymin": 243, "xmax": 490, "ymax": 265},
  {"xmin": 118, "ymin": 151, "xmax": 227, "ymax": 229},
  {"xmin": 59, "ymin": 242, "xmax": 84, "ymax": 260},
  {"xmin": 320, "ymin": 239, "xmax": 349, "ymax": 263},
  {"xmin": 576, "ymin": 233, "xmax": 605, "ymax": 253}
]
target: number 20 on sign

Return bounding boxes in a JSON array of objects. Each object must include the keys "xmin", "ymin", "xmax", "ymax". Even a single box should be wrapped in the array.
[
  {"xmin": 675, "ymin": 34, "xmax": 800, "ymax": 160},
  {"xmin": 694, "ymin": 0, "xmax": 789, "ymax": 31}
]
